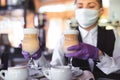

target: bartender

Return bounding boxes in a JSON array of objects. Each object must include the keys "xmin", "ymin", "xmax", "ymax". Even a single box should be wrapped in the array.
[{"xmin": 50, "ymin": 0, "xmax": 120, "ymax": 79}]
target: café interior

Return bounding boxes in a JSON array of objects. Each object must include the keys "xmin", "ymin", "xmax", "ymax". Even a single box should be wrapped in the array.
[{"xmin": 0, "ymin": 0, "xmax": 120, "ymax": 79}]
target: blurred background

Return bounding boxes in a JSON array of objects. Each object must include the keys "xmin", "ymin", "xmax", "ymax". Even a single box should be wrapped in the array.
[{"xmin": 0, "ymin": 0, "xmax": 120, "ymax": 68}]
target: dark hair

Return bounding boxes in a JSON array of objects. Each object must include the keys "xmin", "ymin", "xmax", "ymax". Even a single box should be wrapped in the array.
[{"xmin": 74, "ymin": 0, "xmax": 103, "ymax": 8}]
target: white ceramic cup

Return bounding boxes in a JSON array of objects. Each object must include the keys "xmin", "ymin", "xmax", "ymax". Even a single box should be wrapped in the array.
[
  {"xmin": 42, "ymin": 66, "xmax": 72, "ymax": 80},
  {"xmin": 0, "ymin": 66, "xmax": 28, "ymax": 80}
]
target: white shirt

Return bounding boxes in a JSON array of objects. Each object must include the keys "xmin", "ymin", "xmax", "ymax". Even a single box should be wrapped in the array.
[
  {"xmin": 50, "ymin": 26, "xmax": 120, "ymax": 74},
  {"xmin": 79, "ymin": 25, "xmax": 97, "ymax": 46}
]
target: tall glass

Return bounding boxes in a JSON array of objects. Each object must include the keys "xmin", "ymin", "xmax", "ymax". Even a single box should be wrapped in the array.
[
  {"xmin": 62, "ymin": 29, "xmax": 79, "ymax": 68},
  {"xmin": 22, "ymin": 28, "xmax": 39, "ymax": 68}
]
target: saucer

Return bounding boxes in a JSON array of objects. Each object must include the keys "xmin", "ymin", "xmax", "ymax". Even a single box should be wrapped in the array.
[
  {"xmin": 71, "ymin": 67, "xmax": 83, "ymax": 79},
  {"xmin": 29, "ymin": 68, "xmax": 45, "ymax": 79}
]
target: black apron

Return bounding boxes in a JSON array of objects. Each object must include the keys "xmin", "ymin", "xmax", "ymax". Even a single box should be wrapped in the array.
[{"xmin": 66, "ymin": 27, "xmax": 120, "ymax": 79}]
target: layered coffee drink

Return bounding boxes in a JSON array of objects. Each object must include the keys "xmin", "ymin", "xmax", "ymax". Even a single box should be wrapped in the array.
[
  {"xmin": 63, "ymin": 29, "xmax": 79, "ymax": 53},
  {"xmin": 22, "ymin": 28, "xmax": 39, "ymax": 54}
]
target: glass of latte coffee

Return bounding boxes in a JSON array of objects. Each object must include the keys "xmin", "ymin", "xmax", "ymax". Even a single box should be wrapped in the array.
[
  {"xmin": 63, "ymin": 28, "xmax": 79, "ymax": 67},
  {"xmin": 22, "ymin": 28, "xmax": 39, "ymax": 54},
  {"xmin": 22, "ymin": 28, "xmax": 39, "ymax": 68}
]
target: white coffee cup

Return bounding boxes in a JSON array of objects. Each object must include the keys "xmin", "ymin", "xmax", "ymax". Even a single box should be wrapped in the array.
[
  {"xmin": 0, "ymin": 66, "xmax": 28, "ymax": 80},
  {"xmin": 42, "ymin": 66, "xmax": 72, "ymax": 80}
]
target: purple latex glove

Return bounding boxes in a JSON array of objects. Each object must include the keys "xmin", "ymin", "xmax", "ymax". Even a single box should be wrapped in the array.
[
  {"xmin": 19, "ymin": 44, "xmax": 42, "ymax": 60},
  {"xmin": 65, "ymin": 43, "xmax": 99, "ymax": 60}
]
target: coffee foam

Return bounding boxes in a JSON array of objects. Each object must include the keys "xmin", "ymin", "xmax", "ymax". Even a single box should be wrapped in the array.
[
  {"xmin": 24, "ymin": 28, "xmax": 39, "ymax": 34},
  {"xmin": 64, "ymin": 29, "xmax": 79, "ymax": 34}
]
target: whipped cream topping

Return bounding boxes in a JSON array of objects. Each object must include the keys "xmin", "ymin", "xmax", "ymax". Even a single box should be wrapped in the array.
[{"xmin": 24, "ymin": 28, "xmax": 39, "ymax": 34}]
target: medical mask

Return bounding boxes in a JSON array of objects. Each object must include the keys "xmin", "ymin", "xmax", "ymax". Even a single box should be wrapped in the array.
[{"xmin": 75, "ymin": 8, "xmax": 99, "ymax": 28}]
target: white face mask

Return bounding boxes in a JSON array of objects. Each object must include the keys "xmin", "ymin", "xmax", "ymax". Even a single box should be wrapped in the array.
[{"xmin": 75, "ymin": 8, "xmax": 99, "ymax": 28}]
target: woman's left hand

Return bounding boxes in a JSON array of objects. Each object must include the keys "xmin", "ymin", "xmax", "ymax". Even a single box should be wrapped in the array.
[
  {"xmin": 21, "ymin": 48, "xmax": 42, "ymax": 60},
  {"xmin": 19, "ymin": 44, "xmax": 42, "ymax": 60},
  {"xmin": 65, "ymin": 42, "xmax": 99, "ymax": 60}
]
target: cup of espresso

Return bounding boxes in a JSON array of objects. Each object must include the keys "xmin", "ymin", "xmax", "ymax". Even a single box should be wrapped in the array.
[
  {"xmin": 22, "ymin": 28, "xmax": 39, "ymax": 54},
  {"xmin": 0, "ymin": 66, "xmax": 28, "ymax": 80},
  {"xmin": 62, "ymin": 29, "xmax": 79, "ymax": 53},
  {"xmin": 42, "ymin": 65, "xmax": 72, "ymax": 80}
]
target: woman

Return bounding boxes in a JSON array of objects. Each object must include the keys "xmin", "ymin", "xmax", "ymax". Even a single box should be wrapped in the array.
[{"xmin": 50, "ymin": 0, "xmax": 120, "ymax": 79}]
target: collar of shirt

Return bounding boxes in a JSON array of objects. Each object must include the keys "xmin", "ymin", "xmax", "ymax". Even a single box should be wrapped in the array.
[
  {"xmin": 78, "ymin": 26, "xmax": 98, "ymax": 39},
  {"xmin": 78, "ymin": 25, "xmax": 98, "ymax": 46}
]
